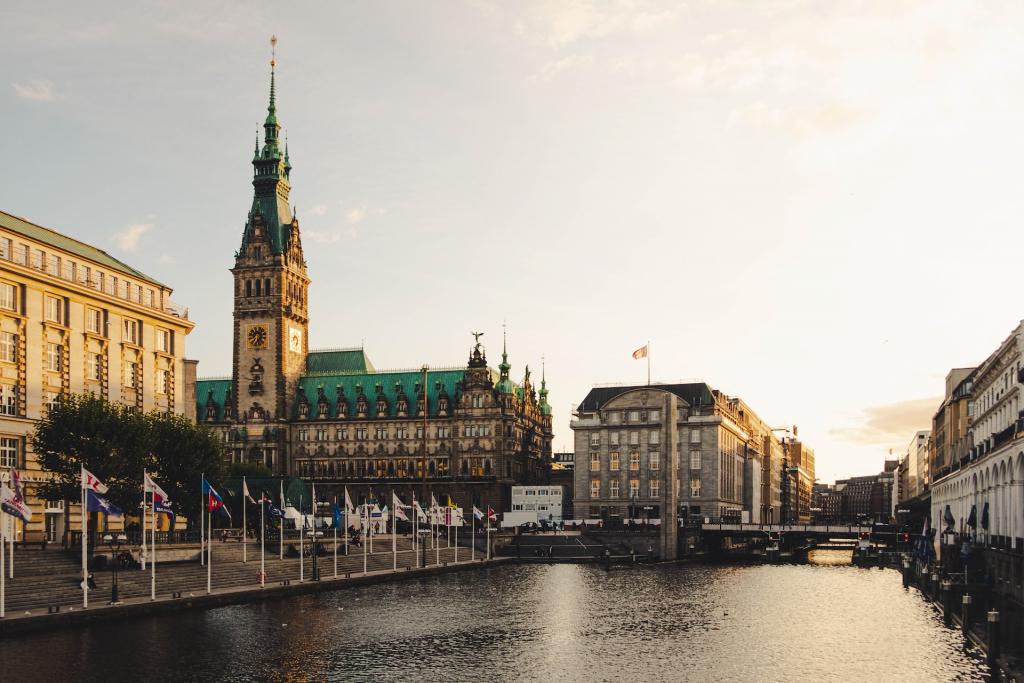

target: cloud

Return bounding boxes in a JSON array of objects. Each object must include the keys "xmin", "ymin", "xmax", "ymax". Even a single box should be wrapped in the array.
[
  {"xmin": 305, "ymin": 229, "xmax": 345, "ymax": 244},
  {"xmin": 345, "ymin": 206, "xmax": 368, "ymax": 224},
  {"xmin": 12, "ymin": 80, "xmax": 54, "ymax": 101},
  {"xmin": 115, "ymin": 223, "xmax": 153, "ymax": 252},
  {"xmin": 158, "ymin": 253, "xmax": 176, "ymax": 264},
  {"xmin": 829, "ymin": 396, "xmax": 941, "ymax": 450},
  {"xmin": 309, "ymin": 204, "xmax": 329, "ymax": 217},
  {"xmin": 530, "ymin": 54, "xmax": 594, "ymax": 82}
]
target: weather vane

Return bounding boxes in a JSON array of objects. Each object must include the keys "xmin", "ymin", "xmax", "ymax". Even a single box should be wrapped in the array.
[{"xmin": 270, "ymin": 35, "xmax": 277, "ymax": 68}]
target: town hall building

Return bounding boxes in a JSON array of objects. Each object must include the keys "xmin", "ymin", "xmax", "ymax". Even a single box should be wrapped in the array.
[{"xmin": 195, "ymin": 55, "xmax": 553, "ymax": 512}]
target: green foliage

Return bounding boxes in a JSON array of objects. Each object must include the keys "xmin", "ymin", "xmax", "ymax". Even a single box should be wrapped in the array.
[
  {"xmin": 33, "ymin": 393, "xmax": 226, "ymax": 524},
  {"xmin": 229, "ymin": 461, "xmax": 272, "ymax": 478}
]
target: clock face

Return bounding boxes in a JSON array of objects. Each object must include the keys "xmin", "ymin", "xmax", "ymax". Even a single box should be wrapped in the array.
[
  {"xmin": 289, "ymin": 326, "xmax": 303, "ymax": 353},
  {"xmin": 246, "ymin": 325, "xmax": 268, "ymax": 349}
]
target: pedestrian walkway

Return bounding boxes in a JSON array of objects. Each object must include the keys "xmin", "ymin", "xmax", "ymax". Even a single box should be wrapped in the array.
[{"xmin": 1, "ymin": 535, "xmax": 487, "ymax": 620}]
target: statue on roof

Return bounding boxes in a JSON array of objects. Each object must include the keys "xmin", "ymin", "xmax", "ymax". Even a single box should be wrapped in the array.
[{"xmin": 472, "ymin": 331, "xmax": 484, "ymax": 352}]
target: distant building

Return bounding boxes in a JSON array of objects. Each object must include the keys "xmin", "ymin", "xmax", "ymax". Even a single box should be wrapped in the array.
[
  {"xmin": 504, "ymin": 485, "xmax": 564, "ymax": 526},
  {"xmin": 929, "ymin": 367, "xmax": 974, "ymax": 482},
  {"xmin": 785, "ymin": 438, "xmax": 815, "ymax": 522},
  {"xmin": 552, "ymin": 451, "xmax": 574, "ymax": 470},
  {"xmin": 900, "ymin": 430, "xmax": 930, "ymax": 500},
  {"xmin": 571, "ymin": 382, "xmax": 790, "ymax": 525}
]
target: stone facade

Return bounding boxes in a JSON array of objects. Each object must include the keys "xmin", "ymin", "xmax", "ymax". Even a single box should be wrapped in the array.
[
  {"xmin": 571, "ymin": 383, "xmax": 788, "ymax": 525},
  {"xmin": 0, "ymin": 209, "xmax": 194, "ymax": 541},
  {"xmin": 195, "ymin": 61, "xmax": 553, "ymax": 514}
]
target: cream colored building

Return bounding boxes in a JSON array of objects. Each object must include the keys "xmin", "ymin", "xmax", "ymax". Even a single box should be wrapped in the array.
[{"xmin": 0, "ymin": 210, "xmax": 194, "ymax": 542}]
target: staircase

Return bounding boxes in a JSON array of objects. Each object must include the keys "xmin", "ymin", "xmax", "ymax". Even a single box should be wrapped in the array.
[{"xmin": 2, "ymin": 537, "xmax": 471, "ymax": 614}]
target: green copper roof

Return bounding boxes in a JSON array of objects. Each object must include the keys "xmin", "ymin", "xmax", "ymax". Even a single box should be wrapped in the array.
[
  {"xmin": 0, "ymin": 210, "xmax": 165, "ymax": 287},
  {"xmin": 196, "ymin": 378, "xmax": 232, "ymax": 422},
  {"xmin": 294, "ymin": 368, "xmax": 465, "ymax": 420},
  {"xmin": 306, "ymin": 348, "xmax": 374, "ymax": 374}
]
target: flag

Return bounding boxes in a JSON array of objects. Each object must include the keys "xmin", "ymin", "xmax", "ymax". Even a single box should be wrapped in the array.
[
  {"xmin": 393, "ymin": 493, "xmax": 409, "ymax": 521},
  {"xmin": 86, "ymin": 489, "xmax": 124, "ymax": 518},
  {"xmin": 333, "ymin": 503, "xmax": 342, "ymax": 529},
  {"xmin": 447, "ymin": 495, "xmax": 457, "ymax": 509},
  {"xmin": 413, "ymin": 500, "xmax": 427, "ymax": 522},
  {"xmin": 473, "ymin": 506, "xmax": 484, "ymax": 521},
  {"xmin": 430, "ymin": 494, "xmax": 439, "ymax": 513},
  {"xmin": 154, "ymin": 496, "xmax": 175, "ymax": 524},
  {"xmin": 242, "ymin": 477, "xmax": 257, "ymax": 505},
  {"xmin": 943, "ymin": 505, "xmax": 955, "ymax": 529},
  {"xmin": 82, "ymin": 467, "xmax": 108, "ymax": 494},
  {"xmin": 487, "ymin": 506, "xmax": 497, "ymax": 523},
  {"xmin": 632, "ymin": 344, "xmax": 648, "ymax": 360},
  {"xmin": 981, "ymin": 502, "xmax": 989, "ymax": 531},
  {"xmin": 344, "ymin": 487, "xmax": 355, "ymax": 516},
  {"xmin": 967, "ymin": 504, "xmax": 977, "ymax": 529},
  {"xmin": 143, "ymin": 472, "xmax": 168, "ymax": 500},
  {"xmin": 144, "ymin": 472, "xmax": 173, "ymax": 522},
  {"xmin": 202, "ymin": 479, "xmax": 231, "ymax": 520},
  {"xmin": 0, "ymin": 468, "xmax": 32, "ymax": 522},
  {"xmin": 261, "ymin": 493, "xmax": 283, "ymax": 519}
]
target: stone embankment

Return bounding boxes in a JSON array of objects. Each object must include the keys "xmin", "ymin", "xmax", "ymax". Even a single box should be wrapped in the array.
[{"xmin": 0, "ymin": 537, "xmax": 502, "ymax": 637}]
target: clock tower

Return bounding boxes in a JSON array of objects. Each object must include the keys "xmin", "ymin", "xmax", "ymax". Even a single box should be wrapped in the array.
[{"xmin": 231, "ymin": 42, "xmax": 309, "ymax": 426}]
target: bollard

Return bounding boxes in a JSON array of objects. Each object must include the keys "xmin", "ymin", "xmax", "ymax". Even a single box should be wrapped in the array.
[
  {"xmin": 962, "ymin": 594, "xmax": 972, "ymax": 634},
  {"xmin": 930, "ymin": 573, "xmax": 939, "ymax": 599},
  {"xmin": 986, "ymin": 609, "xmax": 1000, "ymax": 668},
  {"xmin": 941, "ymin": 580, "xmax": 953, "ymax": 627},
  {"xmin": 902, "ymin": 557, "xmax": 911, "ymax": 588}
]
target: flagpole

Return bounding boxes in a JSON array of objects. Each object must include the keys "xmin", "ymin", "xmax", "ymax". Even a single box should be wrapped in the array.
[
  {"xmin": 333, "ymin": 495, "xmax": 338, "ymax": 579},
  {"xmin": 299, "ymin": 493, "xmax": 304, "ymax": 583},
  {"xmin": 1, "ymin": 507, "xmax": 6, "ymax": 618},
  {"xmin": 362, "ymin": 498, "xmax": 368, "ymax": 575},
  {"xmin": 260, "ymin": 496, "xmax": 265, "ymax": 588},
  {"xmin": 242, "ymin": 476, "xmax": 247, "ymax": 564},
  {"xmin": 142, "ymin": 469, "xmax": 147, "ymax": 572},
  {"xmin": 454, "ymin": 509, "xmax": 459, "ymax": 563},
  {"xmin": 279, "ymin": 480, "xmax": 284, "ymax": 561},
  {"xmin": 81, "ymin": 465, "xmax": 88, "ymax": 608},
  {"xmin": 435, "ymin": 497, "xmax": 440, "ymax": 566},
  {"xmin": 392, "ymin": 491, "xmax": 397, "ymax": 572},
  {"xmin": 207, "ymin": 503, "xmax": 212, "ymax": 594},
  {"xmin": 486, "ymin": 503, "xmax": 491, "ymax": 561},
  {"xmin": 647, "ymin": 339, "xmax": 651, "ymax": 386},
  {"xmin": 151, "ymin": 487, "xmax": 156, "ymax": 601},
  {"xmin": 200, "ymin": 473, "xmax": 205, "ymax": 567},
  {"xmin": 412, "ymin": 493, "xmax": 418, "ymax": 569},
  {"xmin": 471, "ymin": 506, "xmax": 475, "ymax": 562}
]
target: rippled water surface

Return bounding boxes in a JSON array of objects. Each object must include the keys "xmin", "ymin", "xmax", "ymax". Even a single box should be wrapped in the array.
[{"xmin": 0, "ymin": 551, "xmax": 988, "ymax": 682}]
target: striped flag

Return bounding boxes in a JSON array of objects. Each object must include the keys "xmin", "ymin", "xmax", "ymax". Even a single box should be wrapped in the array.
[{"xmin": 632, "ymin": 345, "xmax": 648, "ymax": 360}]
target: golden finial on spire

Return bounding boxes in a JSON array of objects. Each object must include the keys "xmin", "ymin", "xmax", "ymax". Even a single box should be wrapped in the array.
[{"xmin": 270, "ymin": 35, "xmax": 277, "ymax": 69}]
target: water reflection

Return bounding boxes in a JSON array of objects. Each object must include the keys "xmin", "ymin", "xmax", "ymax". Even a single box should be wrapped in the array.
[{"xmin": 0, "ymin": 559, "xmax": 988, "ymax": 682}]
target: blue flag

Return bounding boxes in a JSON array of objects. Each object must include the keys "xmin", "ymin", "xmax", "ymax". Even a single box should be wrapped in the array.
[
  {"xmin": 263, "ymin": 495, "xmax": 283, "ymax": 519},
  {"xmin": 333, "ymin": 503, "xmax": 342, "ymax": 529},
  {"xmin": 86, "ymin": 489, "xmax": 125, "ymax": 518}
]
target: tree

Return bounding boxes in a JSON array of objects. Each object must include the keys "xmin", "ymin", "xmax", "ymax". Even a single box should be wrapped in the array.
[
  {"xmin": 148, "ymin": 412, "xmax": 226, "ymax": 524},
  {"xmin": 33, "ymin": 393, "xmax": 227, "ymax": 527},
  {"xmin": 229, "ymin": 461, "xmax": 272, "ymax": 478},
  {"xmin": 34, "ymin": 394, "xmax": 151, "ymax": 512}
]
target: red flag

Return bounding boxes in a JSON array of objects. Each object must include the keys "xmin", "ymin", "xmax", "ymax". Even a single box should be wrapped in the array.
[{"xmin": 632, "ymin": 345, "xmax": 648, "ymax": 360}]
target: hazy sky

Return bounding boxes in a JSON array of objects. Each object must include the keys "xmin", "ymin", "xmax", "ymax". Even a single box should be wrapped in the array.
[{"xmin": 4, "ymin": 1, "xmax": 1024, "ymax": 483}]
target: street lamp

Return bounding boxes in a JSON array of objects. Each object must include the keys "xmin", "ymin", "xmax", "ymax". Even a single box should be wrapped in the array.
[
  {"xmin": 102, "ymin": 533, "xmax": 128, "ymax": 604},
  {"xmin": 307, "ymin": 529, "xmax": 324, "ymax": 581}
]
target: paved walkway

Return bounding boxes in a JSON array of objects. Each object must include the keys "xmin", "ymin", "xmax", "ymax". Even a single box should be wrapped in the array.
[{"xmin": 1, "ymin": 537, "xmax": 500, "ymax": 635}]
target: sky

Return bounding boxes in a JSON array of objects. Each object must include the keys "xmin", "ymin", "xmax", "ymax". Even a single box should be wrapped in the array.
[{"xmin": 3, "ymin": 0, "xmax": 1024, "ymax": 483}]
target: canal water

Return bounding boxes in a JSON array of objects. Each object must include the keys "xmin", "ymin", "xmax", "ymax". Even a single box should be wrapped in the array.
[{"xmin": 0, "ymin": 551, "xmax": 988, "ymax": 682}]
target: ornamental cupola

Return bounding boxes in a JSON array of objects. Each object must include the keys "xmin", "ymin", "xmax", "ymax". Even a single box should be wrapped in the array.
[
  {"xmin": 496, "ymin": 328, "xmax": 515, "ymax": 396},
  {"xmin": 539, "ymin": 362, "xmax": 552, "ymax": 417}
]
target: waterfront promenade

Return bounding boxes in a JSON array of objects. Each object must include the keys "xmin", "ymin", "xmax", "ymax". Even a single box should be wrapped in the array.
[{"xmin": 0, "ymin": 536, "xmax": 498, "ymax": 636}]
